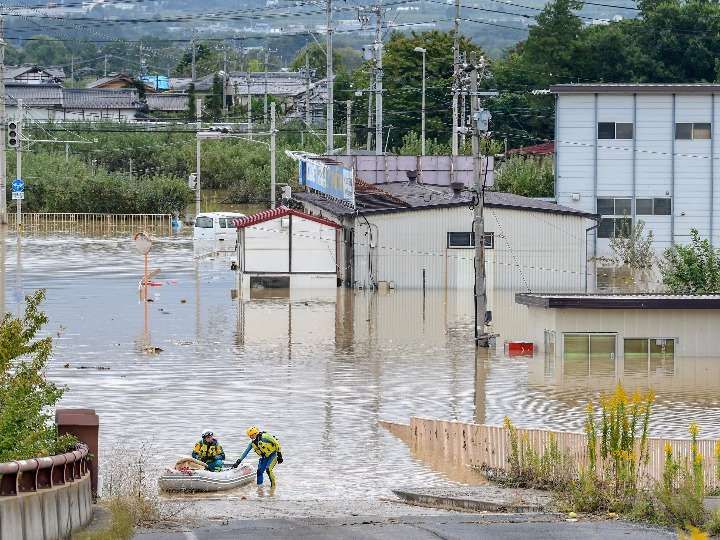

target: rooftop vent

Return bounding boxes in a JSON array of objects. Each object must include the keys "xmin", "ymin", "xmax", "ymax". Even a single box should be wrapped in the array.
[
  {"xmin": 450, "ymin": 181, "xmax": 464, "ymax": 198},
  {"xmin": 406, "ymin": 170, "xmax": 418, "ymax": 184}
]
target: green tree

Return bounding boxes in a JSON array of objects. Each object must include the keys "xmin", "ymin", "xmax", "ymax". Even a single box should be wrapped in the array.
[
  {"xmin": 493, "ymin": 155, "xmax": 554, "ymax": 197},
  {"xmin": 377, "ymin": 30, "xmax": 484, "ymax": 148},
  {"xmin": 206, "ymin": 74, "xmax": 223, "ymax": 120},
  {"xmin": 661, "ymin": 229, "xmax": 720, "ymax": 293},
  {"xmin": 0, "ymin": 290, "xmax": 76, "ymax": 462}
]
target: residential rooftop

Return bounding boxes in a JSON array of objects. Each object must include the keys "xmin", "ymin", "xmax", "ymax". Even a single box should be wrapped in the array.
[
  {"xmin": 294, "ymin": 181, "xmax": 596, "ymax": 218},
  {"xmin": 551, "ymin": 83, "xmax": 720, "ymax": 94},
  {"xmin": 516, "ymin": 293, "xmax": 720, "ymax": 309}
]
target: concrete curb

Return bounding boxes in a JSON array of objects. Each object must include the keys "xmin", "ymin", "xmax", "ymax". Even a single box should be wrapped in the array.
[{"xmin": 392, "ymin": 489, "xmax": 549, "ymax": 514}]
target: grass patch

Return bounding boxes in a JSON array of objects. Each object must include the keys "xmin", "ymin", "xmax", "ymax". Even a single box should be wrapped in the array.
[{"xmin": 494, "ymin": 384, "xmax": 720, "ymax": 536}]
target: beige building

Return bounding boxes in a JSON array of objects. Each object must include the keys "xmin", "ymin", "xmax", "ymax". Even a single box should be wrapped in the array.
[{"xmin": 515, "ymin": 293, "xmax": 720, "ymax": 358}]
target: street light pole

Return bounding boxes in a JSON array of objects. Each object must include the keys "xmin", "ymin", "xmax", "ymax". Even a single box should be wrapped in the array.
[
  {"xmin": 414, "ymin": 47, "xmax": 427, "ymax": 156},
  {"xmin": 195, "ymin": 97, "xmax": 202, "ymax": 218}
]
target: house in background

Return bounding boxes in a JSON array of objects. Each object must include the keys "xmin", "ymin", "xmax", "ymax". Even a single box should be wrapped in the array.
[
  {"xmin": 87, "ymin": 73, "xmax": 154, "ymax": 92},
  {"xmin": 4, "ymin": 65, "xmax": 65, "ymax": 85},
  {"xmin": 552, "ymin": 83, "xmax": 720, "ymax": 256},
  {"xmin": 179, "ymin": 71, "xmax": 328, "ymax": 124}
]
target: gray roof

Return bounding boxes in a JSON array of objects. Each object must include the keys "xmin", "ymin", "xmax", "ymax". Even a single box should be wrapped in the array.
[
  {"xmin": 86, "ymin": 74, "xmax": 134, "ymax": 89},
  {"xmin": 183, "ymin": 71, "xmax": 326, "ymax": 97},
  {"xmin": 295, "ymin": 182, "xmax": 596, "ymax": 219},
  {"xmin": 552, "ymin": 83, "xmax": 720, "ymax": 94},
  {"xmin": 516, "ymin": 293, "xmax": 720, "ymax": 309},
  {"xmin": 146, "ymin": 93, "xmax": 188, "ymax": 112},
  {"xmin": 5, "ymin": 83, "xmax": 63, "ymax": 106},
  {"xmin": 4, "ymin": 65, "xmax": 65, "ymax": 82},
  {"xmin": 63, "ymin": 88, "xmax": 139, "ymax": 109}
]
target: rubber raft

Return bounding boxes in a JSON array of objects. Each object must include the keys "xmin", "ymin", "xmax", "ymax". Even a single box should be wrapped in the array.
[{"xmin": 159, "ymin": 462, "xmax": 255, "ymax": 492}]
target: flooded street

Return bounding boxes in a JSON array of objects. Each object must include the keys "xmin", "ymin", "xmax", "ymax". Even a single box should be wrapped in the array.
[{"xmin": 2, "ymin": 229, "xmax": 720, "ymax": 511}]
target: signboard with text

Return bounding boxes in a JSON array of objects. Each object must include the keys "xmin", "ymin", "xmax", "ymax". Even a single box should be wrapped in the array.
[{"xmin": 299, "ymin": 157, "xmax": 354, "ymax": 207}]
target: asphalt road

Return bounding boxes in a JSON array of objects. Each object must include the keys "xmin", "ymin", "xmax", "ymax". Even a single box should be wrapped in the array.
[{"xmin": 135, "ymin": 514, "xmax": 675, "ymax": 539}]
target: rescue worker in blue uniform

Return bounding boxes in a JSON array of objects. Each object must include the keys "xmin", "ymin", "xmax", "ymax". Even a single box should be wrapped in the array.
[
  {"xmin": 233, "ymin": 426, "xmax": 283, "ymax": 486},
  {"xmin": 192, "ymin": 430, "xmax": 225, "ymax": 472}
]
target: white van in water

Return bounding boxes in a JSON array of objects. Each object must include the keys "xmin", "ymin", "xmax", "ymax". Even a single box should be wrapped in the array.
[{"xmin": 193, "ymin": 212, "xmax": 246, "ymax": 251}]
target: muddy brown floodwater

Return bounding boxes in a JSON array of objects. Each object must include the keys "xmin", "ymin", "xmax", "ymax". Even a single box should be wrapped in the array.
[{"xmin": 2, "ymin": 229, "xmax": 720, "ymax": 517}]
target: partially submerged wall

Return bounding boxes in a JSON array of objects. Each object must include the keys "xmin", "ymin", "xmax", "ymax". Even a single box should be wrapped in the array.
[{"xmin": 384, "ymin": 417, "xmax": 720, "ymax": 489}]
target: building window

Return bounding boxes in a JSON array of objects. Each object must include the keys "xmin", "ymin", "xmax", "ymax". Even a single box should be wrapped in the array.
[
  {"xmin": 597, "ymin": 197, "xmax": 632, "ymax": 239},
  {"xmin": 636, "ymin": 198, "xmax": 672, "ymax": 216},
  {"xmin": 447, "ymin": 232, "xmax": 494, "ymax": 249},
  {"xmin": 598, "ymin": 122, "xmax": 633, "ymax": 140},
  {"xmin": 624, "ymin": 338, "xmax": 675, "ymax": 362},
  {"xmin": 675, "ymin": 122, "xmax": 712, "ymax": 140}
]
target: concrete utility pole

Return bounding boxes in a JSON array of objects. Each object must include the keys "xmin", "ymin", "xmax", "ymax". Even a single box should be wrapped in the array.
[
  {"xmin": 15, "ymin": 99, "xmax": 22, "ymax": 227},
  {"xmin": 247, "ymin": 71, "xmax": 252, "ymax": 140},
  {"xmin": 373, "ymin": 3, "xmax": 383, "ymax": 156},
  {"xmin": 104, "ymin": 55, "xmax": 108, "ymax": 77},
  {"xmin": 195, "ymin": 97, "xmax": 202, "ymax": 217},
  {"xmin": 414, "ymin": 47, "xmax": 427, "ymax": 156},
  {"xmin": 366, "ymin": 90, "xmax": 373, "ymax": 151},
  {"xmin": 304, "ymin": 51, "xmax": 311, "ymax": 146},
  {"xmin": 270, "ymin": 101, "xmax": 276, "ymax": 209},
  {"xmin": 326, "ymin": 0, "xmax": 334, "ymax": 153},
  {"xmin": 469, "ymin": 55, "xmax": 495, "ymax": 347},
  {"xmin": 191, "ymin": 37, "xmax": 197, "ymax": 82},
  {"xmin": 451, "ymin": 0, "xmax": 461, "ymax": 156},
  {"xmin": 223, "ymin": 46, "xmax": 228, "ymax": 119},
  {"xmin": 0, "ymin": 16, "xmax": 7, "ymax": 225},
  {"xmin": 263, "ymin": 49, "xmax": 269, "ymax": 124},
  {"xmin": 346, "ymin": 100, "xmax": 352, "ymax": 153}
]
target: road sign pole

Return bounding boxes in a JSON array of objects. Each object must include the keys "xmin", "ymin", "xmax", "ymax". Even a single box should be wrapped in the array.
[{"xmin": 15, "ymin": 99, "xmax": 22, "ymax": 228}]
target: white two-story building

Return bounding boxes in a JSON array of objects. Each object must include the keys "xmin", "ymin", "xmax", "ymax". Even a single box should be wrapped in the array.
[{"xmin": 552, "ymin": 83, "xmax": 720, "ymax": 256}]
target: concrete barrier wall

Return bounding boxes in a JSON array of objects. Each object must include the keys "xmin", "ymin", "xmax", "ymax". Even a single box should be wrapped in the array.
[
  {"xmin": 0, "ymin": 473, "xmax": 92, "ymax": 540},
  {"xmin": 384, "ymin": 417, "xmax": 720, "ymax": 490}
]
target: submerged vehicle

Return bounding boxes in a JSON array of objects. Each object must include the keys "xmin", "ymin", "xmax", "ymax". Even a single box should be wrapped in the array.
[
  {"xmin": 193, "ymin": 212, "xmax": 246, "ymax": 251},
  {"xmin": 158, "ymin": 457, "xmax": 255, "ymax": 493}
]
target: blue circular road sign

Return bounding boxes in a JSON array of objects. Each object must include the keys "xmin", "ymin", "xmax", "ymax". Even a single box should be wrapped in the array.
[{"xmin": 11, "ymin": 178, "xmax": 24, "ymax": 192}]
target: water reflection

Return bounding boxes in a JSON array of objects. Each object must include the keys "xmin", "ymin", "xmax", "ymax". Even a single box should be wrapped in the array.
[
  {"xmin": 3, "ymin": 232, "xmax": 477, "ymax": 500},
  {"xmin": 4, "ymin": 230, "xmax": 720, "ymax": 500}
]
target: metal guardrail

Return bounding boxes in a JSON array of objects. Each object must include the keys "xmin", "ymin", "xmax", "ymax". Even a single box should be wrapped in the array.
[
  {"xmin": 6, "ymin": 213, "xmax": 174, "ymax": 236},
  {"xmin": 0, "ymin": 445, "xmax": 89, "ymax": 497}
]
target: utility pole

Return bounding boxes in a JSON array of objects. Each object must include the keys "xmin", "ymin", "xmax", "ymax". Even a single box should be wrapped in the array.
[
  {"xmin": 270, "ymin": 101, "xmax": 276, "ymax": 209},
  {"xmin": 451, "ymin": 0, "xmax": 461, "ymax": 156},
  {"xmin": 469, "ymin": 55, "xmax": 495, "ymax": 347},
  {"xmin": 191, "ymin": 37, "xmax": 197, "ymax": 82},
  {"xmin": 373, "ymin": 3, "xmax": 383, "ymax": 156},
  {"xmin": 247, "ymin": 70, "xmax": 252, "ymax": 139},
  {"xmin": 325, "ymin": 0, "xmax": 334, "ymax": 153},
  {"xmin": 346, "ymin": 100, "xmax": 352, "ymax": 153},
  {"xmin": 304, "ymin": 51, "xmax": 311, "ymax": 146},
  {"xmin": 0, "ymin": 16, "xmax": 7, "ymax": 225},
  {"xmin": 366, "ymin": 90, "xmax": 373, "ymax": 151},
  {"xmin": 15, "ymin": 99, "xmax": 22, "ymax": 227},
  {"xmin": 104, "ymin": 55, "xmax": 108, "ymax": 77},
  {"xmin": 223, "ymin": 45, "xmax": 228, "ymax": 119},
  {"xmin": 195, "ymin": 97, "xmax": 202, "ymax": 217},
  {"xmin": 263, "ymin": 49, "xmax": 269, "ymax": 125}
]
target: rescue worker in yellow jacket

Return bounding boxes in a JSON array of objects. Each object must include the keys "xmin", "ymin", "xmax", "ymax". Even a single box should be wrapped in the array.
[
  {"xmin": 191, "ymin": 430, "xmax": 225, "ymax": 472},
  {"xmin": 232, "ymin": 426, "xmax": 283, "ymax": 486}
]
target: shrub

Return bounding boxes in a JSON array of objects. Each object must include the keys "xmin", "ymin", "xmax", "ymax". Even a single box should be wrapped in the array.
[
  {"xmin": 0, "ymin": 290, "xmax": 76, "ymax": 461},
  {"xmin": 494, "ymin": 155, "xmax": 554, "ymax": 198},
  {"xmin": 661, "ymin": 228, "xmax": 720, "ymax": 293}
]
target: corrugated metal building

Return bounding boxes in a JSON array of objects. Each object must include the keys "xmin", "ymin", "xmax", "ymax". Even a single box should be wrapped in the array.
[
  {"xmin": 552, "ymin": 83, "xmax": 720, "ymax": 256},
  {"xmin": 295, "ymin": 182, "xmax": 595, "ymax": 291}
]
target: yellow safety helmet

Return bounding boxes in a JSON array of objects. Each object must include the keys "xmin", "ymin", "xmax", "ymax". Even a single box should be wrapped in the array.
[{"xmin": 246, "ymin": 426, "xmax": 260, "ymax": 438}]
